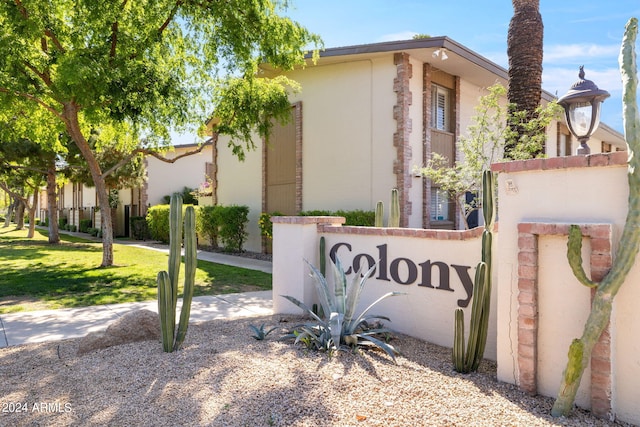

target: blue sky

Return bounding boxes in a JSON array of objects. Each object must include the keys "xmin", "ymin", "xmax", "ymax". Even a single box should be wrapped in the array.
[{"xmin": 283, "ymin": 1, "xmax": 640, "ymax": 135}]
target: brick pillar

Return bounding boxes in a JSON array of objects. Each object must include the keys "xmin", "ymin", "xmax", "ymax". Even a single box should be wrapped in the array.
[
  {"xmin": 516, "ymin": 222, "xmax": 613, "ymax": 418},
  {"xmin": 393, "ymin": 52, "xmax": 413, "ymax": 227}
]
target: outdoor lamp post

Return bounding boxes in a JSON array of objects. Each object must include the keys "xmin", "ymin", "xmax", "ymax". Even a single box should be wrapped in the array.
[{"xmin": 558, "ymin": 66, "xmax": 610, "ymax": 155}]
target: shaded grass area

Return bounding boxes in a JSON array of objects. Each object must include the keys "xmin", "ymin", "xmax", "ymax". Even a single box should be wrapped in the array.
[{"xmin": 0, "ymin": 228, "xmax": 271, "ymax": 313}]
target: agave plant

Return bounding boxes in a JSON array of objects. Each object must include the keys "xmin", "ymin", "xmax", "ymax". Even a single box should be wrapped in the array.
[
  {"xmin": 249, "ymin": 323, "xmax": 277, "ymax": 340},
  {"xmin": 282, "ymin": 257, "xmax": 403, "ymax": 362}
]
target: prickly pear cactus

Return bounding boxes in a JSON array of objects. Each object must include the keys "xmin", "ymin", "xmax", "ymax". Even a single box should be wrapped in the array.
[
  {"xmin": 552, "ymin": 17, "xmax": 640, "ymax": 417},
  {"xmin": 452, "ymin": 170, "xmax": 495, "ymax": 373},
  {"xmin": 158, "ymin": 193, "xmax": 198, "ymax": 353}
]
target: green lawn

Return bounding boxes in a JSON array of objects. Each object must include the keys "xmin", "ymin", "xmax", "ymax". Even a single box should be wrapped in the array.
[{"xmin": 0, "ymin": 228, "xmax": 272, "ymax": 313}]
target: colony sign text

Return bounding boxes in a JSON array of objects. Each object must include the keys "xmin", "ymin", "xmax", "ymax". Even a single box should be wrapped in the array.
[{"xmin": 329, "ymin": 242, "xmax": 475, "ymax": 308}]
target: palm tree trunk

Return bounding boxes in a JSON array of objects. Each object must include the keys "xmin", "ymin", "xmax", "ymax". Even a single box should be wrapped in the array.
[{"xmin": 506, "ymin": 0, "xmax": 543, "ymax": 158}]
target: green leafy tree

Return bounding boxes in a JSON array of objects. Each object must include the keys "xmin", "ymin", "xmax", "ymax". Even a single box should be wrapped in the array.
[
  {"xmin": 0, "ymin": 150, "xmax": 45, "ymax": 238},
  {"xmin": 0, "ymin": 1, "xmax": 321, "ymax": 266},
  {"xmin": 418, "ymin": 83, "xmax": 561, "ymax": 228},
  {"xmin": 0, "ymin": 96, "xmax": 67, "ymax": 241}
]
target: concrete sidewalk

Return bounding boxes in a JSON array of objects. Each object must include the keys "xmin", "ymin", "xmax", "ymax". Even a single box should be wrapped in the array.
[
  {"xmin": 0, "ymin": 231, "xmax": 274, "ymax": 348},
  {"xmin": 0, "ymin": 291, "xmax": 273, "ymax": 348},
  {"xmin": 123, "ymin": 242, "xmax": 273, "ymax": 274}
]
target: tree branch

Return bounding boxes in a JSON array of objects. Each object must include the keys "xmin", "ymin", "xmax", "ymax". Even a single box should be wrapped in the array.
[
  {"xmin": 110, "ymin": 21, "xmax": 118, "ymax": 60},
  {"xmin": 14, "ymin": 0, "xmax": 28, "ymax": 18},
  {"xmin": 22, "ymin": 60, "xmax": 53, "ymax": 87},
  {"xmin": 0, "ymin": 162, "xmax": 48, "ymax": 175},
  {"xmin": 0, "ymin": 87, "xmax": 63, "ymax": 120},
  {"xmin": 158, "ymin": 1, "xmax": 182, "ymax": 35},
  {"xmin": 44, "ymin": 29, "xmax": 66, "ymax": 53},
  {"xmin": 102, "ymin": 134, "xmax": 217, "ymax": 178},
  {"xmin": 0, "ymin": 181, "xmax": 33, "ymax": 208}
]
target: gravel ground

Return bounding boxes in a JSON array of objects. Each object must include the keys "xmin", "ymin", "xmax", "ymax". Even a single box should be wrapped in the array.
[{"xmin": 0, "ymin": 314, "xmax": 632, "ymax": 427}]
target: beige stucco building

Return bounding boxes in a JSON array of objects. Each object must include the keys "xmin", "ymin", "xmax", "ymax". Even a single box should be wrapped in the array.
[
  {"xmin": 210, "ymin": 37, "xmax": 624, "ymax": 252},
  {"xmin": 38, "ymin": 37, "xmax": 624, "ymax": 244}
]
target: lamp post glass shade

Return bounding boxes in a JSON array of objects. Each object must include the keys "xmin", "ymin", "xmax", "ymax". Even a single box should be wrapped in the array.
[{"xmin": 558, "ymin": 66, "xmax": 610, "ymax": 155}]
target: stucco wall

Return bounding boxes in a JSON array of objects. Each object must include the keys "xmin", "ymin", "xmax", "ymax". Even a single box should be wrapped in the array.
[
  {"xmin": 493, "ymin": 153, "xmax": 640, "ymax": 424},
  {"xmin": 272, "ymin": 217, "xmax": 498, "ymax": 361},
  {"xmin": 272, "ymin": 152, "xmax": 640, "ymax": 424},
  {"xmin": 288, "ymin": 58, "xmax": 398, "ymax": 212},
  {"xmin": 145, "ymin": 145, "xmax": 213, "ymax": 206},
  {"xmin": 216, "ymin": 133, "xmax": 263, "ymax": 252}
]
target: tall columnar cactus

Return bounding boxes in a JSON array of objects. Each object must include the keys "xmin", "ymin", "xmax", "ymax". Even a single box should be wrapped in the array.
[
  {"xmin": 375, "ymin": 201, "xmax": 384, "ymax": 227},
  {"xmin": 552, "ymin": 17, "xmax": 640, "ymax": 417},
  {"xmin": 452, "ymin": 170, "xmax": 495, "ymax": 373},
  {"xmin": 389, "ymin": 188, "xmax": 400, "ymax": 227},
  {"xmin": 158, "ymin": 193, "xmax": 198, "ymax": 353}
]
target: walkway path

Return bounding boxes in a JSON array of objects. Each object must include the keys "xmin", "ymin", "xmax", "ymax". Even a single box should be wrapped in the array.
[{"xmin": 0, "ymin": 234, "xmax": 274, "ymax": 348}]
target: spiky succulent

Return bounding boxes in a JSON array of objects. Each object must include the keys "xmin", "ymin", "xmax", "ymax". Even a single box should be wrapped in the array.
[{"xmin": 282, "ymin": 257, "xmax": 403, "ymax": 362}]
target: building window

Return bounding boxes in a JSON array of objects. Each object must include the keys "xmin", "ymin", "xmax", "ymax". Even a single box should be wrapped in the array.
[
  {"xmin": 601, "ymin": 142, "xmax": 612, "ymax": 153},
  {"xmin": 430, "ymin": 188, "xmax": 450, "ymax": 221},
  {"xmin": 431, "ymin": 85, "xmax": 451, "ymax": 132}
]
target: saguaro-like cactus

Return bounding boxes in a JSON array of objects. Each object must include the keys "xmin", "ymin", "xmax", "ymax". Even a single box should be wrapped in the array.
[
  {"xmin": 552, "ymin": 17, "xmax": 640, "ymax": 417},
  {"xmin": 389, "ymin": 189, "xmax": 400, "ymax": 227},
  {"xmin": 452, "ymin": 170, "xmax": 495, "ymax": 373},
  {"xmin": 158, "ymin": 193, "xmax": 198, "ymax": 353},
  {"xmin": 375, "ymin": 201, "xmax": 384, "ymax": 227}
]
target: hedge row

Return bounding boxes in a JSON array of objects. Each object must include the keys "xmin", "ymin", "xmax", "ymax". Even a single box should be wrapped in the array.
[
  {"xmin": 299, "ymin": 209, "xmax": 375, "ymax": 226},
  {"xmin": 145, "ymin": 204, "xmax": 249, "ymax": 252},
  {"xmin": 259, "ymin": 209, "xmax": 376, "ymax": 240}
]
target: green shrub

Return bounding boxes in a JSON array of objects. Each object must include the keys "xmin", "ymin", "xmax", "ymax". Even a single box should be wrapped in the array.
[
  {"xmin": 258, "ymin": 211, "xmax": 283, "ymax": 240},
  {"xmin": 70, "ymin": 225, "xmax": 77, "ymax": 232},
  {"xmin": 218, "ymin": 205, "xmax": 249, "ymax": 252},
  {"xmin": 147, "ymin": 205, "xmax": 195, "ymax": 243},
  {"xmin": 299, "ymin": 209, "xmax": 375, "ymax": 226},
  {"xmin": 299, "ymin": 210, "xmax": 332, "ymax": 217},
  {"xmin": 147, "ymin": 205, "xmax": 171, "ymax": 243},
  {"xmin": 79, "ymin": 219, "xmax": 92, "ymax": 233},
  {"xmin": 335, "ymin": 209, "xmax": 375, "ymax": 226},
  {"xmin": 196, "ymin": 205, "xmax": 220, "ymax": 248},
  {"xmin": 58, "ymin": 217, "xmax": 68, "ymax": 228},
  {"xmin": 130, "ymin": 216, "xmax": 149, "ymax": 240},
  {"xmin": 161, "ymin": 187, "xmax": 198, "ymax": 205}
]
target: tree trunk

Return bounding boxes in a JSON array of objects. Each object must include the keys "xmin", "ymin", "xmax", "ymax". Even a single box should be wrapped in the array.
[
  {"xmin": 46, "ymin": 165, "xmax": 60, "ymax": 244},
  {"xmin": 15, "ymin": 200, "xmax": 25, "ymax": 230},
  {"xmin": 506, "ymin": 0, "xmax": 543, "ymax": 158},
  {"xmin": 63, "ymin": 102, "xmax": 114, "ymax": 267},
  {"xmin": 3, "ymin": 199, "xmax": 15, "ymax": 227},
  {"xmin": 26, "ymin": 194, "xmax": 36, "ymax": 238}
]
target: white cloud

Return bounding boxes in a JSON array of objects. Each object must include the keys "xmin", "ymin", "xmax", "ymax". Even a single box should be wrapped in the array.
[
  {"xmin": 542, "ymin": 67, "xmax": 622, "ymax": 98},
  {"xmin": 376, "ymin": 31, "xmax": 418, "ymax": 42},
  {"xmin": 544, "ymin": 43, "xmax": 620, "ymax": 63}
]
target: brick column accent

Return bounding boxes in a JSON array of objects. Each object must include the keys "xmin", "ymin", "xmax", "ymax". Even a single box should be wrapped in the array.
[
  {"xmin": 516, "ymin": 222, "xmax": 612, "ymax": 418},
  {"xmin": 140, "ymin": 158, "xmax": 149, "ymax": 216},
  {"xmin": 209, "ymin": 134, "xmax": 219, "ymax": 205},
  {"xmin": 393, "ymin": 52, "xmax": 412, "ymax": 227},
  {"xmin": 422, "ymin": 63, "xmax": 432, "ymax": 229}
]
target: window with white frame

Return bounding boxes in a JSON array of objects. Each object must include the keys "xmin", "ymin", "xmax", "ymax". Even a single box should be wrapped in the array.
[
  {"xmin": 431, "ymin": 85, "xmax": 451, "ymax": 132},
  {"xmin": 430, "ymin": 188, "xmax": 450, "ymax": 221}
]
